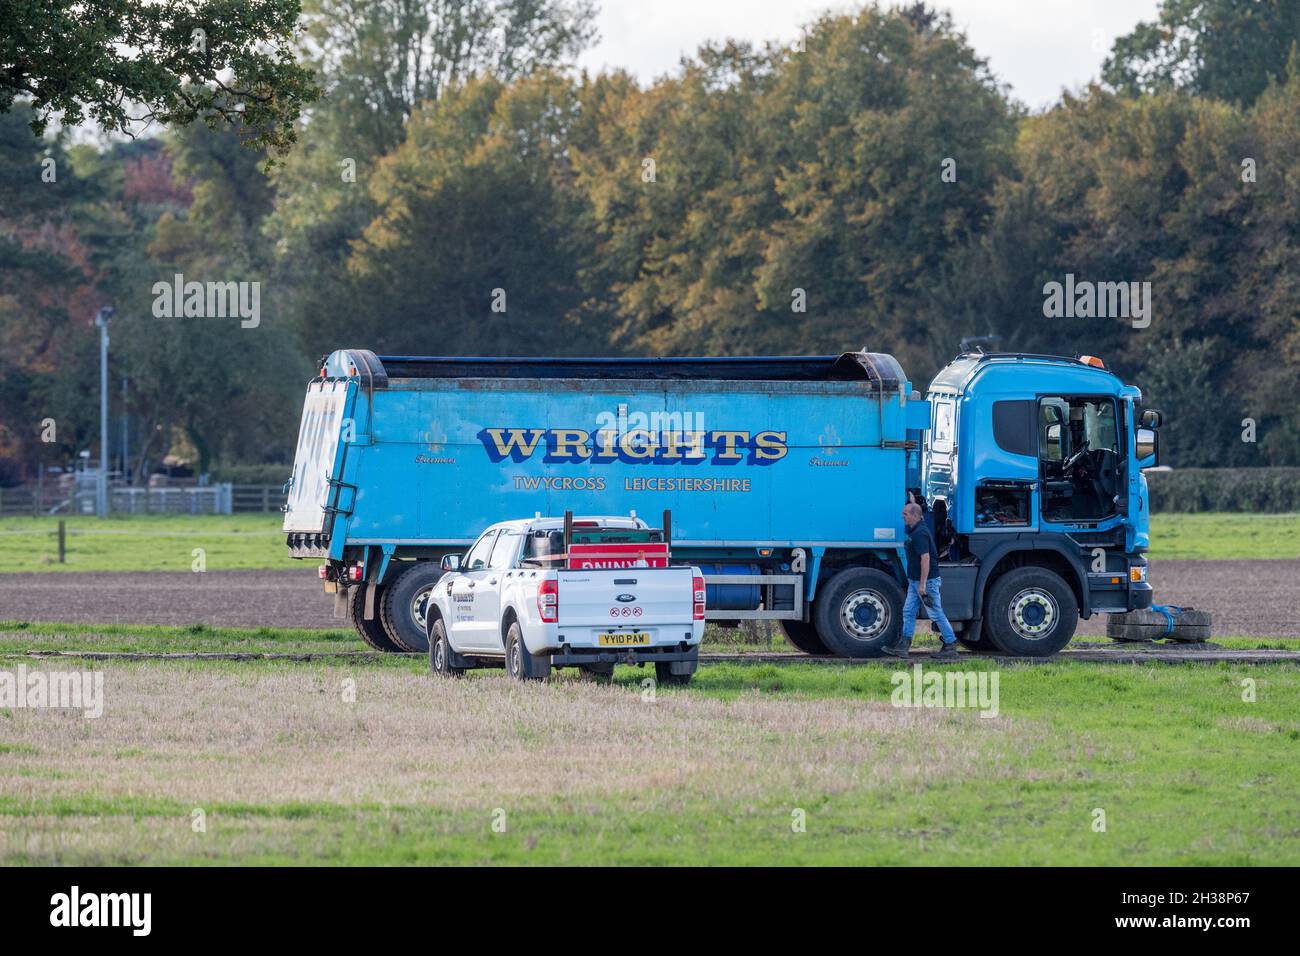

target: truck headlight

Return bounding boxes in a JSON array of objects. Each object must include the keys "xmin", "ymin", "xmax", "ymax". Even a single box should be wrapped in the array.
[{"xmin": 1129, "ymin": 565, "xmax": 1147, "ymax": 583}]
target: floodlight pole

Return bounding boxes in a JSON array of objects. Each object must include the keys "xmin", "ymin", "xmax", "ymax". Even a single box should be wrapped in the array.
[{"xmin": 93, "ymin": 307, "xmax": 115, "ymax": 516}]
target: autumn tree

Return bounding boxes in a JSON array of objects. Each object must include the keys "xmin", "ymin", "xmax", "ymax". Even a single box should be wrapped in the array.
[
  {"xmin": 0, "ymin": 0, "xmax": 319, "ymax": 156},
  {"xmin": 1103, "ymin": 0, "xmax": 1300, "ymax": 106}
]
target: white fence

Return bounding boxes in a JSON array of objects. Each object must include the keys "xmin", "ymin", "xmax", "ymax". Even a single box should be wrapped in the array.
[
  {"xmin": 0, "ymin": 483, "xmax": 239, "ymax": 516},
  {"xmin": 108, "ymin": 485, "xmax": 233, "ymax": 515}
]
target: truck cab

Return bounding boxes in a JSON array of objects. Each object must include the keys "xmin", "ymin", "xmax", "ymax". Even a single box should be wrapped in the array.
[{"xmin": 922, "ymin": 352, "xmax": 1158, "ymax": 655}]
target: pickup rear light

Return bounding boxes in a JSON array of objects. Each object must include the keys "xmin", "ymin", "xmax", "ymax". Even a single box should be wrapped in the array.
[
  {"xmin": 693, "ymin": 575, "xmax": 706, "ymax": 620},
  {"xmin": 537, "ymin": 579, "xmax": 559, "ymax": 623}
]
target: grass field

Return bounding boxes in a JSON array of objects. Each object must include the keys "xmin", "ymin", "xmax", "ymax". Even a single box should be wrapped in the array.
[
  {"xmin": 0, "ymin": 619, "xmax": 1291, "ymax": 655},
  {"xmin": 0, "ymin": 647, "xmax": 1296, "ymax": 865},
  {"xmin": 0, "ymin": 621, "xmax": 360, "ymax": 655},
  {"xmin": 1147, "ymin": 513, "xmax": 1300, "ymax": 560},
  {"xmin": 0, "ymin": 515, "xmax": 286, "ymax": 573},
  {"xmin": 2, "ymin": 511, "xmax": 1295, "ymax": 866},
  {"xmin": 1, "ymin": 513, "xmax": 1298, "ymax": 572}
]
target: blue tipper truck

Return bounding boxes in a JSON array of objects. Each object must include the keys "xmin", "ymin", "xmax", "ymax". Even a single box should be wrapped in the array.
[{"xmin": 284, "ymin": 348, "xmax": 1160, "ymax": 659}]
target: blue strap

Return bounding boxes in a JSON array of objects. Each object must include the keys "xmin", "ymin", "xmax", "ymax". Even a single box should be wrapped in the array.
[{"xmin": 1151, "ymin": 604, "xmax": 1183, "ymax": 636}]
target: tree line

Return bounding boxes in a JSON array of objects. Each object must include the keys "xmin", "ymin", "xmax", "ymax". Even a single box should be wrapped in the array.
[{"xmin": 2, "ymin": 0, "xmax": 1298, "ymax": 484}]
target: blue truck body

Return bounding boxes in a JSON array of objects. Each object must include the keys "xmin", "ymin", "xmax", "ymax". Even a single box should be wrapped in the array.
[{"xmin": 285, "ymin": 348, "xmax": 1158, "ymax": 658}]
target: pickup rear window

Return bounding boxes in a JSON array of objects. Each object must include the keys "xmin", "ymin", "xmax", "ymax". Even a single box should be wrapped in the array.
[
  {"xmin": 570, "ymin": 528, "xmax": 664, "ymax": 544},
  {"xmin": 523, "ymin": 530, "xmax": 565, "ymax": 565}
]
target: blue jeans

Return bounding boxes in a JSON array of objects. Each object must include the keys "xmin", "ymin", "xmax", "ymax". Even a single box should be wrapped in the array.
[{"xmin": 902, "ymin": 578, "xmax": 956, "ymax": 645}]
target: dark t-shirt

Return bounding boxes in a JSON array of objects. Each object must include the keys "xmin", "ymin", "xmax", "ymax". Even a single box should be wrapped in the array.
[{"xmin": 904, "ymin": 520, "xmax": 939, "ymax": 581}]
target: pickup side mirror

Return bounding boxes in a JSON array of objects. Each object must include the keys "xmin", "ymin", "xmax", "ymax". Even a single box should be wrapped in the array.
[
  {"xmin": 1140, "ymin": 409, "xmax": 1163, "ymax": 428},
  {"xmin": 440, "ymin": 553, "xmax": 462, "ymax": 572},
  {"xmin": 1136, "ymin": 427, "xmax": 1159, "ymax": 469}
]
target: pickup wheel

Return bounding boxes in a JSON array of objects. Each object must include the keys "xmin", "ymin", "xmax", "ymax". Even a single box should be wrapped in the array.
[
  {"xmin": 428, "ymin": 619, "xmax": 465, "ymax": 677},
  {"xmin": 348, "ymin": 584, "xmax": 403, "ymax": 653},
  {"xmin": 654, "ymin": 662, "xmax": 693, "ymax": 686},
  {"xmin": 813, "ymin": 567, "xmax": 904, "ymax": 658},
  {"xmin": 504, "ymin": 622, "xmax": 551, "ymax": 681},
  {"xmin": 579, "ymin": 664, "xmax": 614, "ymax": 683},
  {"xmin": 380, "ymin": 562, "xmax": 444, "ymax": 653},
  {"xmin": 779, "ymin": 619, "xmax": 832, "ymax": 656},
  {"xmin": 984, "ymin": 567, "xmax": 1079, "ymax": 657}
]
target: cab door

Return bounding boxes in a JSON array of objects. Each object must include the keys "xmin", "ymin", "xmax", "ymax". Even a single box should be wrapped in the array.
[
  {"xmin": 471, "ymin": 529, "xmax": 522, "ymax": 652},
  {"xmin": 448, "ymin": 530, "xmax": 497, "ymax": 649},
  {"xmin": 1038, "ymin": 396, "xmax": 1121, "ymax": 526}
]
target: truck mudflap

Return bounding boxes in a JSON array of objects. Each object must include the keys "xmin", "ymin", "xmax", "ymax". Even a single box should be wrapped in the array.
[{"xmin": 549, "ymin": 645, "xmax": 698, "ymax": 674}]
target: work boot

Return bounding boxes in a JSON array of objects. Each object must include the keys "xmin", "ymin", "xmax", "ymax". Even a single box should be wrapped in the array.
[
  {"xmin": 881, "ymin": 637, "xmax": 912, "ymax": 659},
  {"xmin": 931, "ymin": 641, "xmax": 959, "ymax": 661}
]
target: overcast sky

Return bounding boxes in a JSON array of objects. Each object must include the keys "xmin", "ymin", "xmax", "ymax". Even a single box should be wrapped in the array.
[{"xmin": 579, "ymin": 0, "xmax": 1163, "ymax": 111}]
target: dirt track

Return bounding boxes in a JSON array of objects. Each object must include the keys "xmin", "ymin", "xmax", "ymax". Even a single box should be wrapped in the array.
[
  {"xmin": 0, "ymin": 559, "xmax": 1297, "ymax": 637},
  {"xmin": 0, "ymin": 569, "xmax": 340, "ymax": 630}
]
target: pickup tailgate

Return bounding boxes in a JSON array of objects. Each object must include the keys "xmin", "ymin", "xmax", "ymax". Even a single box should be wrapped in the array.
[{"xmin": 555, "ymin": 567, "xmax": 696, "ymax": 644}]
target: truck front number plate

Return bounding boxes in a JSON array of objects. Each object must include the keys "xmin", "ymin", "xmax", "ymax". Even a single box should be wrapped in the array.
[{"xmin": 599, "ymin": 632, "xmax": 651, "ymax": 646}]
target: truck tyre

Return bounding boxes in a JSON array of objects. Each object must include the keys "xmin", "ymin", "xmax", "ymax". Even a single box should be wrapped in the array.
[
  {"xmin": 1106, "ymin": 608, "xmax": 1211, "ymax": 643},
  {"xmin": 348, "ymin": 583, "xmax": 403, "ymax": 653},
  {"xmin": 380, "ymin": 562, "xmax": 444, "ymax": 653},
  {"xmin": 985, "ymin": 567, "xmax": 1079, "ymax": 657},
  {"xmin": 813, "ymin": 567, "xmax": 905, "ymax": 658},
  {"xmin": 504, "ymin": 622, "xmax": 551, "ymax": 681},
  {"xmin": 428, "ymin": 619, "xmax": 466, "ymax": 677},
  {"xmin": 779, "ymin": 619, "xmax": 832, "ymax": 656}
]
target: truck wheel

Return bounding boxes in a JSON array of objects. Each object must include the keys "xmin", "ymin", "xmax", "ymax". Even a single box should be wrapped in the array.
[
  {"xmin": 380, "ymin": 562, "xmax": 444, "ymax": 653},
  {"xmin": 985, "ymin": 567, "xmax": 1079, "ymax": 657},
  {"xmin": 813, "ymin": 567, "xmax": 904, "ymax": 658},
  {"xmin": 348, "ymin": 584, "xmax": 403, "ymax": 653},
  {"xmin": 779, "ymin": 619, "xmax": 832, "ymax": 656},
  {"xmin": 428, "ymin": 619, "xmax": 465, "ymax": 677},
  {"xmin": 504, "ymin": 622, "xmax": 551, "ymax": 681},
  {"xmin": 655, "ymin": 662, "xmax": 693, "ymax": 686}
]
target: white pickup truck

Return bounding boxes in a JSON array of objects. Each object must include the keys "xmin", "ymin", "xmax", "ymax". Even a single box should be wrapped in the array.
[{"xmin": 425, "ymin": 515, "xmax": 706, "ymax": 683}]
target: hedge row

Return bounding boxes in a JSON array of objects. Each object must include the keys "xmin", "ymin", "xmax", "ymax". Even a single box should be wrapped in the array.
[
  {"xmin": 209, "ymin": 463, "xmax": 293, "ymax": 485},
  {"xmin": 1146, "ymin": 468, "xmax": 1300, "ymax": 513}
]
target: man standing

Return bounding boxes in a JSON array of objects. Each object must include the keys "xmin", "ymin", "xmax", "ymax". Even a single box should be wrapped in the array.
[{"xmin": 882, "ymin": 502, "xmax": 958, "ymax": 660}]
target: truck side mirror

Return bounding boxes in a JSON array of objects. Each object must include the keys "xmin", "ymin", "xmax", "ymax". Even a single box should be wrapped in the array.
[
  {"xmin": 1136, "ymin": 427, "xmax": 1159, "ymax": 469},
  {"xmin": 1140, "ymin": 409, "xmax": 1163, "ymax": 428},
  {"xmin": 1043, "ymin": 422, "xmax": 1063, "ymax": 460},
  {"xmin": 440, "ymin": 554, "xmax": 462, "ymax": 572}
]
